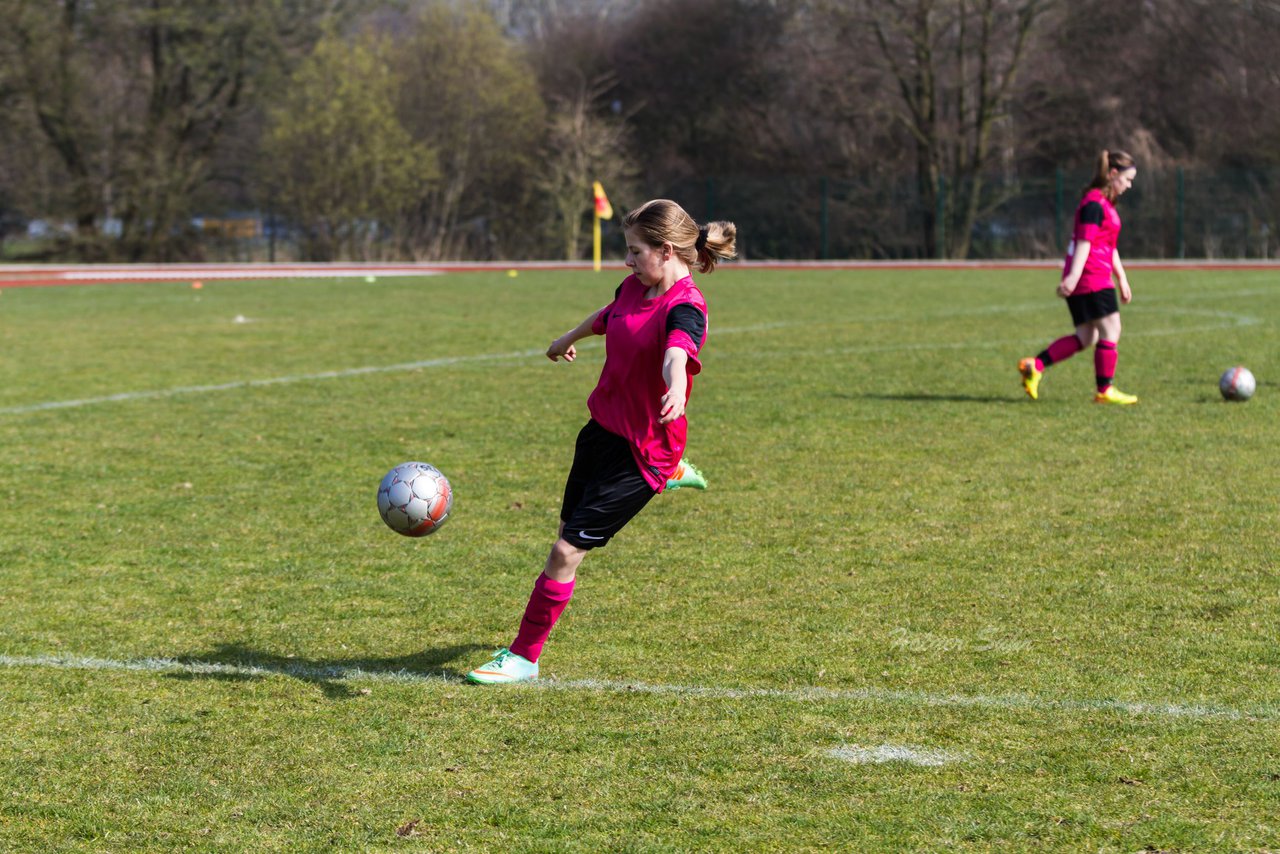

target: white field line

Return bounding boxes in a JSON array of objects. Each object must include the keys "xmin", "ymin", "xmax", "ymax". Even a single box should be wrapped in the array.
[
  {"xmin": 827, "ymin": 745, "xmax": 964, "ymax": 767},
  {"xmin": 0, "ymin": 307, "xmax": 1263, "ymax": 417},
  {"xmin": 0, "ymin": 322, "xmax": 791, "ymax": 417},
  {"xmin": 0, "ymin": 347, "xmax": 549, "ymax": 415},
  {"xmin": 0, "ymin": 653, "xmax": 1275, "ymax": 723}
]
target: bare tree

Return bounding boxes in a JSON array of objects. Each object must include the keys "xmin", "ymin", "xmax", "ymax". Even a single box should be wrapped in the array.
[
  {"xmin": 0, "ymin": 0, "xmax": 350, "ymax": 260},
  {"xmin": 537, "ymin": 73, "xmax": 636, "ymax": 260},
  {"xmin": 609, "ymin": 0, "xmax": 804, "ymax": 179},
  {"xmin": 485, "ymin": 0, "xmax": 628, "ymax": 40},
  {"xmin": 506, "ymin": 7, "xmax": 639, "ymax": 259},
  {"xmin": 1, "ymin": 0, "xmax": 105, "ymax": 245},
  {"xmin": 264, "ymin": 34, "xmax": 436, "ymax": 261},
  {"xmin": 391, "ymin": 2, "xmax": 544, "ymax": 260},
  {"xmin": 828, "ymin": 0, "xmax": 1050, "ymax": 258}
]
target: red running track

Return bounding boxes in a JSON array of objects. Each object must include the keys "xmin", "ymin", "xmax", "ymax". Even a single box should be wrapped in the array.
[{"xmin": 2, "ymin": 259, "xmax": 1278, "ymax": 288}]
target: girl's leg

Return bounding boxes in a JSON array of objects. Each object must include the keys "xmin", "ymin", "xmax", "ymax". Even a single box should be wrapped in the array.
[
  {"xmin": 509, "ymin": 531, "xmax": 586, "ymax": 662},
  {"xmin": 1074, "ymin": 321, "xmax": 1101, "ymax": 350},
  {"xmin": 466, "ymin": 527, "xmax": 588, "ymax": 684},
  {"xmin": 470, "ymin": 422, "xmax": 655, "ymax": 684},
  {"xmin": 1042, "ymin": 328, "xmax": 1090, "ymax": 368},
  {"xmin": 1020, "ymin": 327, "xmax": 1089, "ymax": 399},
  {"xmin": 1091, "ymin": 313, "xmax": 1135, "ymax": 402}
]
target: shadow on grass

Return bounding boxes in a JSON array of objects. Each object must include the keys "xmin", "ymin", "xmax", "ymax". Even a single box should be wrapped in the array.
[
  {"xmin": 165, "ymin": 642, "xmax": 490, "ymax": 698},
  {"xmin": 853, "ymin": 392, "xmax": 1024, "ymax": 405}
]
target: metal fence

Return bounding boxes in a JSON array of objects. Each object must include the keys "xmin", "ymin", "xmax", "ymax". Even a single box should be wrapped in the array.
[
  {"xmin": 663, "ymin": 167, "xmax": 1280, "ymax": 262},
  {"xmin": 14, "ymin": 167, "xmax": 1272, "ymax": 263}
]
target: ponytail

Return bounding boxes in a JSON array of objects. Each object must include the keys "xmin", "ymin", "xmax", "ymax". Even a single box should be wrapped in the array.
[
  {"xmin": 1087, "ymin": 149, "xmax": 1137, "ymax": 201},
  {"xmin": 624, "ymin": 199, "xmax": 738, "ymax": 274},
  {"xmin": 694, "ymin": 221, "xmax": 737, "ymax": 274}
]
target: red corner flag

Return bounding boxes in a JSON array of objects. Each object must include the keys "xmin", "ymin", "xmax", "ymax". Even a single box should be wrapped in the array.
[{"xmin": 592, "ymin": 181, "xmax": 613, "ymax": 220}]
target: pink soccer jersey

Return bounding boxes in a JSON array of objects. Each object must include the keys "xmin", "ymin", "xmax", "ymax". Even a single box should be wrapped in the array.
[
  {"xmin": 587, "ymin": 274, "xmax": 708, "ymax": 491},
  {"xmin": 1063, "ymin": 188, "xmax": 1122, "ymax": 294}
]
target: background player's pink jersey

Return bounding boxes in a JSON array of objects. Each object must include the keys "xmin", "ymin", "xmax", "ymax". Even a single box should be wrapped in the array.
[
  {"xmin": 588, "ymin": 274, "xmax": 707, "ymax": 491},
  {"xmin": 1063, "ymin": 188, "xmax": 1122, "ymax": 294}
]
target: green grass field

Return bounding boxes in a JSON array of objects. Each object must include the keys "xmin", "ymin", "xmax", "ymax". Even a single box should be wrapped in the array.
[{"xmin": 1, "ymin": 266, "xmax": 1277, "ymax": 851}]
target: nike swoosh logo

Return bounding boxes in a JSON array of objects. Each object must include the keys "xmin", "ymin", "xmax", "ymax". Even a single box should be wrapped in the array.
[{"xmin": 578, "ymin": 531, "xmax": 605, "ymax": 540}]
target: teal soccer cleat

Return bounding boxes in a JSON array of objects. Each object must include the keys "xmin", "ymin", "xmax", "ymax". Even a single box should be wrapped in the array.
[{"xmin": 466, "ymin": 648, "xmax": 539, "ymax": 685}]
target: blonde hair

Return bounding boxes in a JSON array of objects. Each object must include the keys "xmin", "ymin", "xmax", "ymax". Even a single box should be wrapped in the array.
[
  {"xmin": 623, "ymin": 199, "xmax": 737, "ymax": 274},
  {"xmin": 1088, "ymin": 149, "xmax": 1137, "ymax": 202}
]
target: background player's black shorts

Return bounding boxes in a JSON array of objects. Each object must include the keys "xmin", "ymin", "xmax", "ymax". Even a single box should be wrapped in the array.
[
  {"xmin": 560, "ymin": 420, "xmax": 657, "ymax": 550},
  {"xmin": 1066, "ymin": 288, "xmax": 1119, "ymax": 325}
]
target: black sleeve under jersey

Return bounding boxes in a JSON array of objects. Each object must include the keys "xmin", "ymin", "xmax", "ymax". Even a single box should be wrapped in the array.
[
  {"xmin": 597, "ymin": 284, "xmax": 624, "ymax": 331},
  {"xmin": 1078, "ymin": 201, "xmax": 1105, "ymax": 227},
  {"xmin": 666, "ymin": 303, "xmax": 706, "ymax": 347}
]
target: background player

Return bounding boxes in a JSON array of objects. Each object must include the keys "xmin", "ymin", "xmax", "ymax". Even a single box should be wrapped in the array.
[{"xmin": 1020, "ymin": 150, "xmax": 1139, "ymax": 405}]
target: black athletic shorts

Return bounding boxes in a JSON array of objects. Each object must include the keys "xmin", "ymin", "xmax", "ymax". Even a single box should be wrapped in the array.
[
  {"xmin": 560, "ymin": 420, "xmax": 657, "ymax": 550},
  {"xmin": 1066, "ymin": 288, "xmax": 1119, "ymax": 325}
]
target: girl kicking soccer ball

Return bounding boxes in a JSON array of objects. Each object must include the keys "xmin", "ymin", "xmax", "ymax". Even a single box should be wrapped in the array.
[{"xmin": 467, "ymin": 199, "xmax": 735, "ymax": 684}]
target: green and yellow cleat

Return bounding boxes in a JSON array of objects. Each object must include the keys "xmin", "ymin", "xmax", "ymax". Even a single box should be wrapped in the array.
[
  {"xmin": 666, "ymin": 458, "xmax": 707, "ymax": 491},
  {"xmin": 1094, "ymin": 386, "xmax": 1138, "ymax": 405},
  {"xmin": 1018, "ymin": 357, "xmax": 1043, "ymax": 400},
  {"xmin": 465, "ymin": 648, "xmax": 538, "ymax": 685}
]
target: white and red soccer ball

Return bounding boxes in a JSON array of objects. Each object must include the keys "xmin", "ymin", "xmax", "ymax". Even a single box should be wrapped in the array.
[
  {"xmin": 1219, "ymin": 366, "xmax": 1256, "ymax": 402},
  {"xmin": 377, "ymin": 462, "xmax": 453, "ymax": 536}
]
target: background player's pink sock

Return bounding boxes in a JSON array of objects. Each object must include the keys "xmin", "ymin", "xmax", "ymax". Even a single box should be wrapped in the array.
[
  {"xmin": 1040, "ymin": 334, "xmax": 1083, "ymax": 367},
  {"xmin": 509, "ymin": 573, "xmax": 576, "ymax": 663},
  {"xmin": 1095, "ymin": 339, "xmax": 1118, "ymax": 390}
]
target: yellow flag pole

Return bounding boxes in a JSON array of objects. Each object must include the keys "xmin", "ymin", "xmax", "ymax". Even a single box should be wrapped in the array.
[
  {"xmin": 593, "ymin": 213, "xmax": 602, "ymax": 272},
  {"xmin": 591, "ymin": 181, "xmax": 611, "ymax": 272}
]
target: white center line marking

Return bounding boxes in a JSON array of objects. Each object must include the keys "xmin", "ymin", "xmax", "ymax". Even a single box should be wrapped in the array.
[{"xmin": 1, "ymin": 653, "xmax": 1273, "ymax": 723}]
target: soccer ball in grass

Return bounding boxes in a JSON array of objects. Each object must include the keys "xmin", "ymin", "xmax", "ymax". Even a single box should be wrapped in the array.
[
  {"xmin": 377, "ymin": 462, "xmax": 453, "ymax": 537},
  {"xmin": 1219, "ymin": 366, "xmax": 1256, "ymax": 402}
]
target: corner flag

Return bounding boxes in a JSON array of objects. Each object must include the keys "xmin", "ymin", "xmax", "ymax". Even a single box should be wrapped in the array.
[
  {"xmin": 592, "ymin": 182, "xmax": 613, "ymax": 271},
  {"xmin": 592, "ymin": 181, "xmax": 613, "ymax": 220}
]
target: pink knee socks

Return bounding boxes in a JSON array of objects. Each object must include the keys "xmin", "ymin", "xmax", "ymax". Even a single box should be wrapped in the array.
[{"xmin": 509, "ymin": 573, "xmax": 576, "ymax": 663}]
